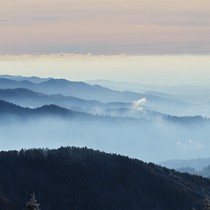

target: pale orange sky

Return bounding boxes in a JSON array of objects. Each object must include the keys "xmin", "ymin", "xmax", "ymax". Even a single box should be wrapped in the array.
[{"xmin": 0, "ymin": 0, "xmax": 210, "ymax": 54}]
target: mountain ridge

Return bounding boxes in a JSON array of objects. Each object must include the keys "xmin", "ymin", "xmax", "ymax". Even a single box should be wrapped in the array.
[
  {"xmin": 0, "ymin": 100, "xmax": 91, "ymax": 120},
  {"xmin": 0, "ymin": 99, "xmax": 209, "ymax": 125},
  {"xmin": 0, "ymin": 146, "xmax": 209, "ymax": 210}
]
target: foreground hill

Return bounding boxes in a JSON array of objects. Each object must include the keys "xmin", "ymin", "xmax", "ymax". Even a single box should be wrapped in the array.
[{"xmin": 0, "ymin": 147, "xmax": 209, "ymax": 210}]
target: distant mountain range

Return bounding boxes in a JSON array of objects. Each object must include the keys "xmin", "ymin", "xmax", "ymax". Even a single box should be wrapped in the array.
[
  {"xmin": 86, "ymin": 79, "xmax": 210, "ymax": 117},
  {"xmin": 0, "ymin": 100, "xmax": 90, "ymax": 120},
  {"xmin": 159, "ymin": 158, "xmax": 210, "ymax": 178},
  {"xmin": 0, "ymin": 75, "xmax": 201, "ymax": 116},
  {"xmin": 0, "ymin": 74, "xmax": 209, "ymax": 125},
  {"xmin": 1, "ymin": 75, "xmax": 210, "ymax": 163},
  {"xmin": 0, "ymin": 147, "xmax": 209, "ymax": 210},
  {"xmin": 0, "ymin": 75, "xmax": 51, "ymax": 83},
  {"xmin": 0, "ymin": 88, "xmax": 105, "ymax": 112},
  {"xmin": 0, "ymin": 99, "xmax": 208, "ymax": 126},
  {"xmin": 86, "ymin": 79, "xmax": 210, "ymax": 102},
  {"xmin": 159, "ymin": 158, "xmax": 210, "ymax": 171},
  {"xmin": 0, "ymin": 77, "xmax": 145, "ymax": 103}
]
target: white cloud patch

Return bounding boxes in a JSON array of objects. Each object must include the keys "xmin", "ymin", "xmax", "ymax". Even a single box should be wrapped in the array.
[{"xmin": 131, "ymin": 98, "xmax": 147, "ymax": 111}]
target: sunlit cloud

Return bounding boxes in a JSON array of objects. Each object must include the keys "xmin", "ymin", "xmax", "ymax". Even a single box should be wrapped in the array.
[
  {"xmin": 131, "ymin": 98, "xmax": 147, "ymax": 111},
  {"xmin": 0, "ymin": 53, "xmax": 128, "ymax": 61}
]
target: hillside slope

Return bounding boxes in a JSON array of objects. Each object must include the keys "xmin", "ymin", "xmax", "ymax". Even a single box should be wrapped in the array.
[{"xmin": 0, "ymin": 147, "xmax": 209, "ymax": 210}]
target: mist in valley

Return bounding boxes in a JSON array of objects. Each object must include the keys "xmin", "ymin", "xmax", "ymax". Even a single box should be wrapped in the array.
[
  {"xmin": 0, "ymin": 113, "xmax": 210, "ymax": 163},
  {"xmin": 0, "ymin": 75, "xmax": 210, "ymax": 164}
]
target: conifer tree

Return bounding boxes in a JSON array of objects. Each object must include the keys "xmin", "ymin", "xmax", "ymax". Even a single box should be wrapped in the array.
[
  {"xmin": 26, "ymin": 193, "xmax": 40, "ymax": 210},
  {"xmin": 203, "ymin": 196, "xmax": 210, "ymax": 210}
]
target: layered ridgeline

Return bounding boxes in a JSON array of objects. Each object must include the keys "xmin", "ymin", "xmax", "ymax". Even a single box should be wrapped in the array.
[
  {"xmin": 0, "ymin": 75, "xmax": 208, "ymax": 117},
  {"xmin": 0, "ymin": 147, "xmax": 210, "ymax": 210},
  {"xmin": 0, "ymin": 99, "xmax": 207, "ymax": 123},
  {"xmin": 1, "ymin": 75, "xmax": 210, "ymax": 162}
]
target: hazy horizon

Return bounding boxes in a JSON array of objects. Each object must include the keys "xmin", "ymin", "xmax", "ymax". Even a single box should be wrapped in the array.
[{"xmin": 0, "ymin": 54, "xmax": 210, "ymax": 86}]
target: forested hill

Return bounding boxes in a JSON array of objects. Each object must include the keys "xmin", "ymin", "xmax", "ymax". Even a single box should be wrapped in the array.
[{"xmin": 0, "ymin": 147, "xmax": 210, "ymax": 210}]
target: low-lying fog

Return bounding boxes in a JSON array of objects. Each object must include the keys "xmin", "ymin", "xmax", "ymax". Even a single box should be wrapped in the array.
[{"xmin": 1, "ymin": 116, "xmax": 209, "ymax": 163}]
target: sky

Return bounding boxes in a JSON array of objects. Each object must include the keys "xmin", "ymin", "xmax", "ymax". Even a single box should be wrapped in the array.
[
  {"xmin": 0, "ymin": 0, "xmax": 210, "ymax": 54},
  {"xmin": 0, "ymin": 54, "xmax": 210, "ymax": 85},
  {"xmin": 0, "ymin": 0, "xmax": 209, "ymax": 84},
  {"xmin": 0, "ymin": 1, "xmax": 210, "ymax": 160}
]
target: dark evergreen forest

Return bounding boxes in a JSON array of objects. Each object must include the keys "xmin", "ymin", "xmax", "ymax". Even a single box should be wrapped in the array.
[{"xmin": 0, "ymin": 147, "xmax": 210, "ymax": 210}]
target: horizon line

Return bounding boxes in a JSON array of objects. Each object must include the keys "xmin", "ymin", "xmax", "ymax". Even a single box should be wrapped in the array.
[{"xmin": 0, "ymin": 53, "xmax": 210, "ymax": 60}]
